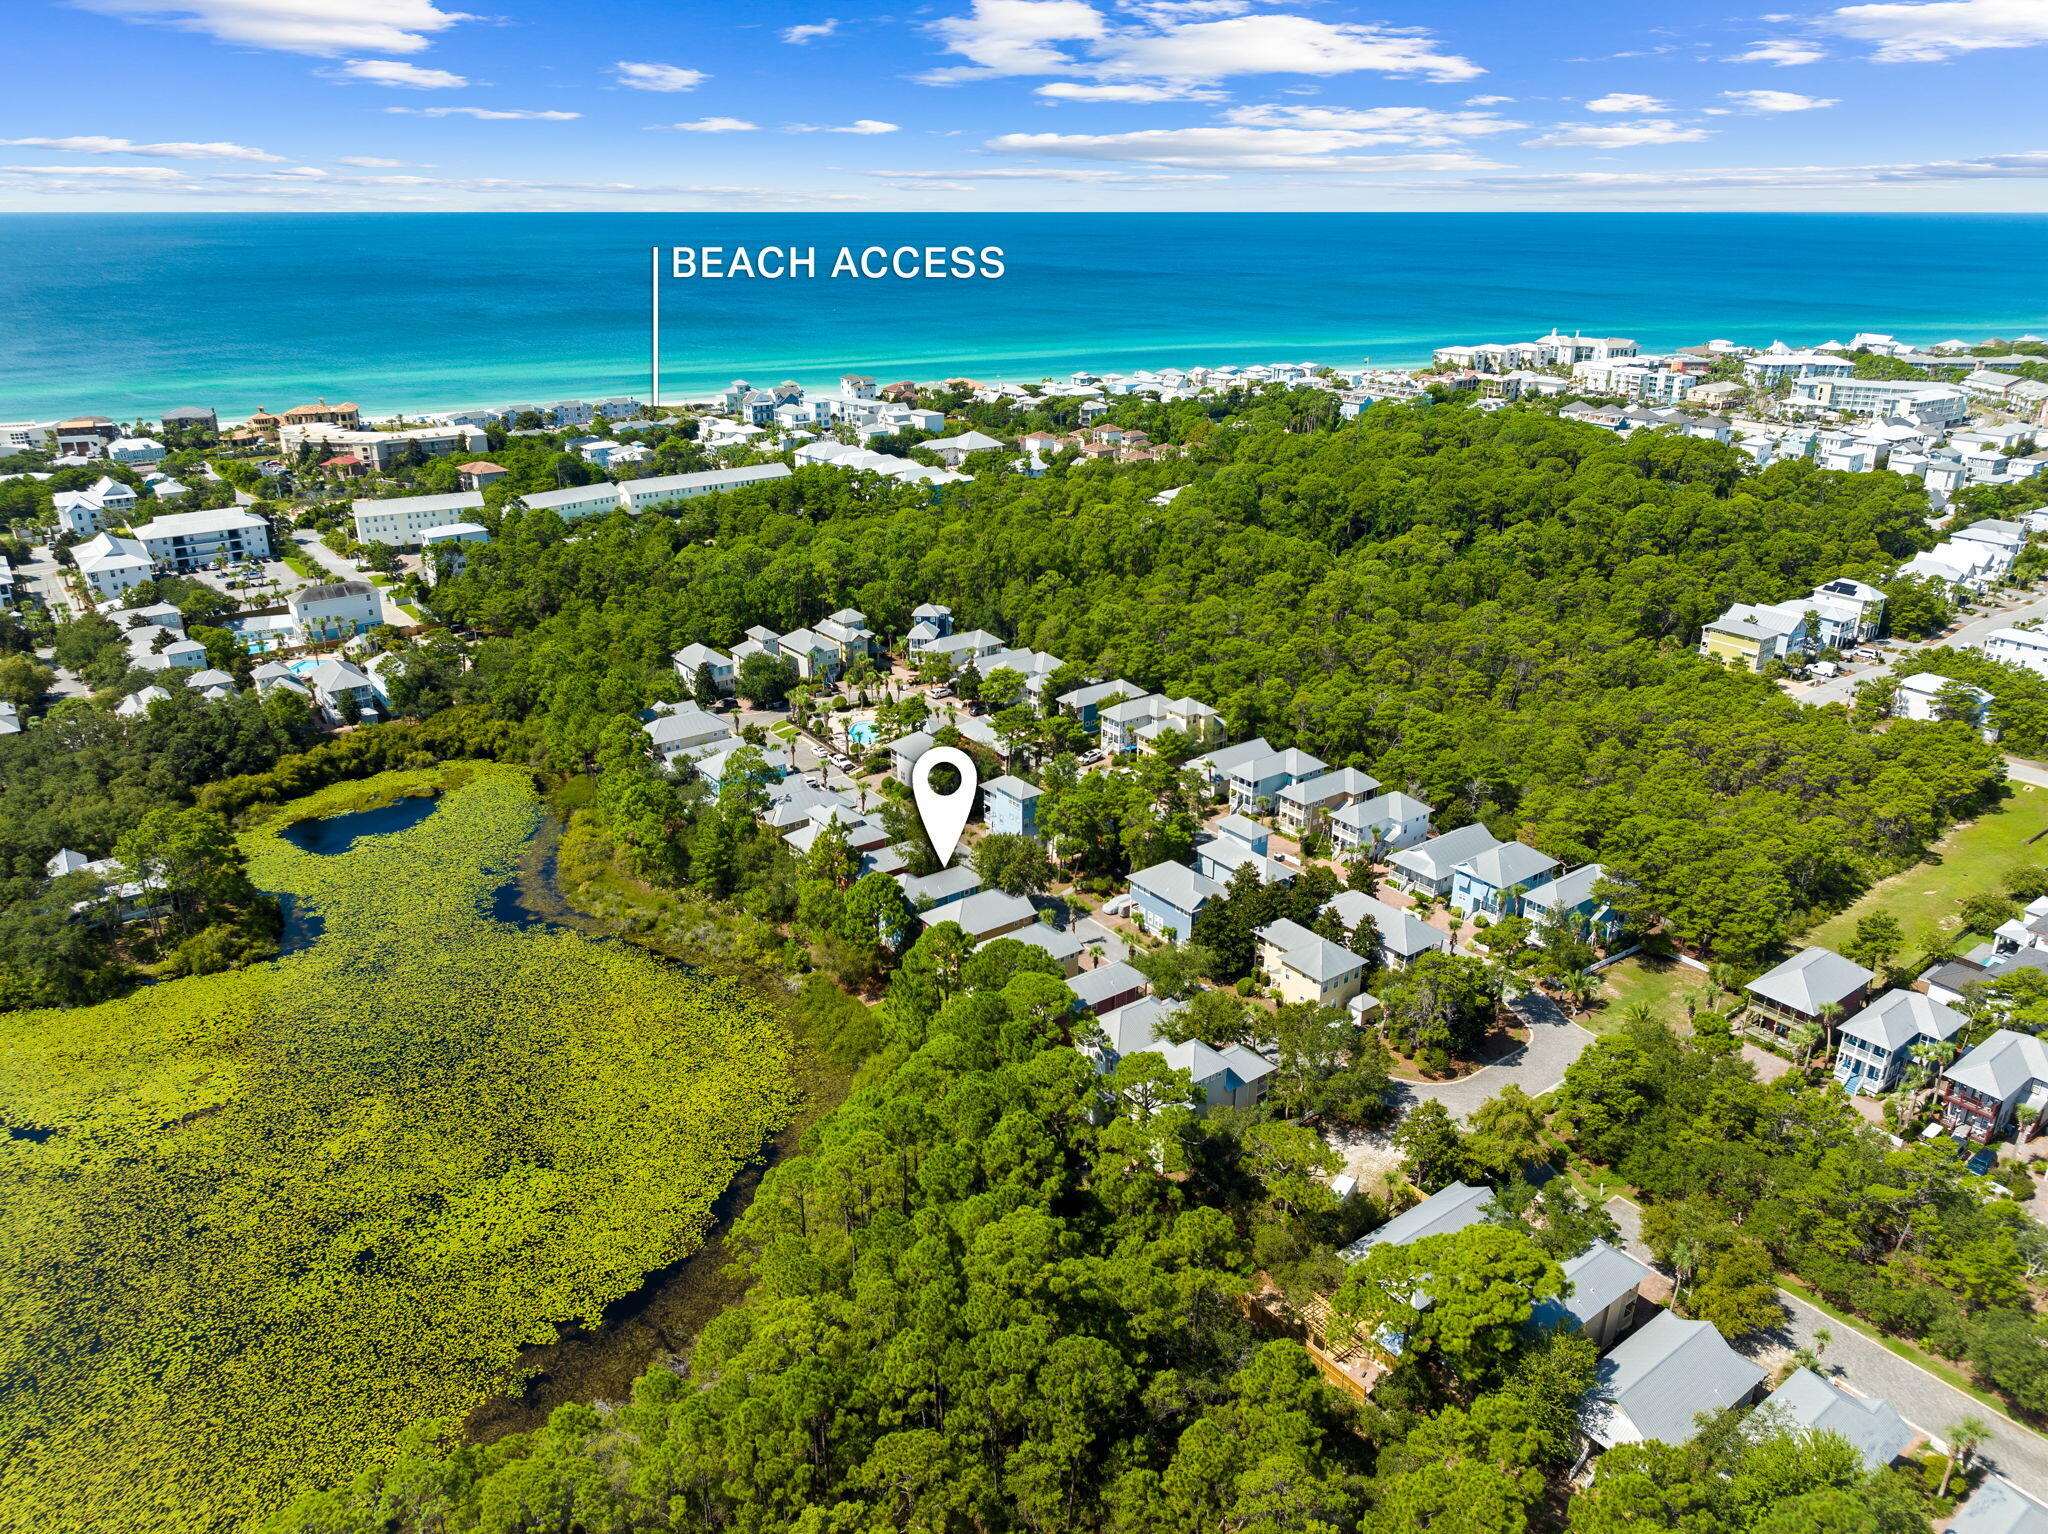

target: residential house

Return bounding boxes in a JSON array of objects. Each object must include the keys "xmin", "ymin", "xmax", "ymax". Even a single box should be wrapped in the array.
[
  {"xmin": 1329, "ymin": 791, "xmax": 1434, "ymax": 856},
  {"xmin": 288, "ymin": 581, "xmax": 382, "ymax": 642},
  {"xmin": 1276, "ymin": 767, "xmax": 1383, "ymax": 837},
  {"xmin": 890, "ymin": 729, "xmax": 937, "ymax": 784},
  {"xmin": 107, "ymin": 437, "xmax": 165, "ymax": 465},
  {"xmin": 53, "ymin": 475, "xmax": 137, "ymax": 537},
  {"xmin": 1099, "ymin": 693, "xmax": 1222, "ymax": 754},
  {"xmin": 1066, "ymin": 960, "xmax": 1149, "ymax": 1016},
  {"xmin": 1521, "ymin": 863, "xmax": 1621, "ymax": 942},
  {"xmin": 0, "ymin": 701, "xmax": 19, "ymax": 736},
  {"xmin": 1128, "ymin": 860, "xmax": 1224, "ymax": 942},
  {"xmin": 922, "ymin": 888, "xmax": 1037, "ymax": 943},
  {"xmin": 1699, "ymin": 603, "xmax": 1809, "ymax": 671},
  {"xmin": 1950, "ymin": 1478, "xmax": 2048, "ymax": 1534},
  {"xmin": 904, "ymin": 603, "xmax": 955, "ymax": 653},
  {"xmin": 897, "ymin": 864, "xmax": 982, "ymax": 910},
  {"xmin": 53, "ymin": 416, "xmax": 121, "ymax": 456},
  {"xmin": 1984, "ymin": 627, "xmax": 2048, "ymax": 678},
  {"xmin": 983, "ymin": 774, "xmax": 1043, "ymax": 838},
  {"xmin": 1225, "ymin": 746, "xmax": 1329, "ymax": 813},
  {"xmin": 641, "ymin": 702, "xmax": 734, "ymax": 767},
  {"xmin": 73, "ymin": 531, "xmax": 154, "ymax": 600},
  {"xmin": 987, "ymin": 923, "xmax": 1083, "ymax": 977},
  {"xmin": 922, "ymin": 430, "xmax": 1004, "ymax": 467},
  {"xmin": 1256, "ymin": 918, "xmax": 1369, "ymax": 1009},
  {"xmin": 1338, "ymin": 1181, "xmax": 1495, "ymax": 1261},
  {"xmin": 1089, "ymin": 996, "xmax": 1275, "ymax": 1111},
  {"xmin": 1581, "ymin": 1311, "xmax": 1767, "ymax": 1449},
  {"xmin": 1450, "ymin": 841, "xmax": 1560, "ymax": 919},
  {"xmin": 1387, "ymin": 823, "xmax": 1501, "ymax": 901},
  {"xmin": 1939, "ymin": 1029, "xmax": 2048, "ymax": 1142},
  {"xmin": 922, "ymin": 629, "xmax": 1006, "ymax": 668},
  {"xmin": 1188, "ymin": 737, "xmax": 1275, "ymax": 789},
  {"xmin": 1743, "ymin": 946, "xmax": 1873, "ymax": 1037},
  {"xmin": 1194, "ymin": 832, "xmax": 1294, "ymax": 886},
  {"xmin": 1322, "ymin": 889, "xmax": 1449, "ymax": 969},
  {"xmin": 672, "ymin": 642, "xmax": 735, "ymax": 694},
  {"xmin": 1756, "ymin": 1369, "xmax": 1916, "ymax": 1471},
  {"xmin": 1528, "ymin": 1241, "xmax": 1655, "ymax": 1352},
  {"xmin": 457, "ymin": 461, "xmax": 507, "ymax": 491},
  {"xmin": 158, "ymin": 405, "xmax": 217, "ymax": 435},
  {"xmin": 1056, "ymin": 677, "xmax": 1141, "ymax": 731},
  {"xmin": 115, "ymin": 685, "xmax": 172, "ymax": 717},
  {"xmin": 296, "ymin": 656, "xmax": 384, "ymax": 724},
  {"xmin": 1893, "ymin": 672, "xmax": 1997, "ymax": 739}
]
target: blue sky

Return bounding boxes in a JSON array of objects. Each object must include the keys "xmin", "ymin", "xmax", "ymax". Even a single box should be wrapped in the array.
[{"xmin": 2, "ymin": 0, "xmax": 2045, "ymax": 211}]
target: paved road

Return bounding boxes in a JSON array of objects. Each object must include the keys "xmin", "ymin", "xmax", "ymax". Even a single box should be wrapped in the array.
[
  {"xmin": 1604, "ymin": 1196, "xmax": 2048, "ymax": 1497},
  {"xmin": 1390, "ymin": 990, "xmax": 1593, "ymax": 1122},
  {"xmin": 2005, "ymin": 757, "xmax": 2048, "ymax": 790},
  {"xmin": 1788, "ymin": 584, "xmax": 2048, "ymax": 709}
]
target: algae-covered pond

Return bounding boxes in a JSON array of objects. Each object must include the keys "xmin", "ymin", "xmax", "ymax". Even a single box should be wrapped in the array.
[{"xmin": 0, "ymin": 765, "xmax": 798, "ymax": 1534}]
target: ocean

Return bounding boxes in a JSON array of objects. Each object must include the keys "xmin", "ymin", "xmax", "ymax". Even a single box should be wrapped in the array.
[{"xmin": 1, "ymin": 212, "xmax": 2045, "ymax": 420}]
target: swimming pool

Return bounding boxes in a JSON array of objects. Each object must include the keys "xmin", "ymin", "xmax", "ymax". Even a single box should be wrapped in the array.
[{"xmin": 848, "ymin": 720, "xmax": 879, "ymax": 746}]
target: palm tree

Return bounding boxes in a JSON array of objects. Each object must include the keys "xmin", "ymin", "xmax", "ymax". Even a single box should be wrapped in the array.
[
  {"xmin": 1940, "ymin": 1415, "xmax": 1991, "ymax": 1499},
  {"xmin": 1789, "ymin": 1021, "xmax": 1822, "ymax": 1069},
  {"xmin": 1816, "ymin": 1000, "xmax": 1845, "ymax": 1063}
]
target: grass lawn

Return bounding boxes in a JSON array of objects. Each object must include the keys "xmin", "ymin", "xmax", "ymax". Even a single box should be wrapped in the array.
[
  {"xmin": 1589, "ymin": 939, "xmax": 1740, "ymax": 1033},
  {"xmin": 1804, "ymin": 784, "xmax": 2048, "ymax": 960}
]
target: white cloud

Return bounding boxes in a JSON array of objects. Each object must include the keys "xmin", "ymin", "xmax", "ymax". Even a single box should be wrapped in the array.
[
  {"xmin": 337, "ymin": 58, "xmax": 466, "ymax": 87},
  {"xmin": 923, "ymin": 1, "xmax": 1480, "ymax": 84},
  {"xmin": 71, "ymin": 0, "xmax": 472, "ymax": 56},
  {"xmin": 658, "ymin": 117, "xmax": 758, "ymax": 132},
  {"xmin": 1340, "ymin": 149, "xmax": 2048, "ymax": 198},
  {"xmin": 1102, "ymin": 15, "xmax": 1481, "ymax": 82},
  {"xmin": 612, "ymin": 61, "xmax": 707, "ymax": 92},
  {"xmin": 334, "ymin": 155, "xmax": 420, "ymax": 166},
  {"xmin": 1584, "ymin": 93, "xmax": 1669, "ymax": 113},
  {"xmin": 385, "ymin": 106, "xmax": 580, "ymax": 119},
  {"xmin": 0, "ymin": 135, "xmax": 283, "ymax": 160},
  {"xmin": 2, "ymin": 164, "xmax": 190, "ymax": 180},
  {"xmin": 987, "ymin": 126, "xmax": 1499, "ymax": 170},
  {"xmin": 1221, "ymin": 104, "xmax": 1526, "ymax": 142},
  {"xmin": 1721, "ymin": 88, "xmax": 1838, "ymax": 111},
  {"xmin": 783, "ymin": 19, "xmax": 838, "ymax": 43},
  {"xmin": 1522, "ymin": 119, "xmax": 1712, "ymax": 147},
  {"xmin": 1035, "ymin": 80, "xmax": 1223, "ymax": 100},
  {"xmin": 1821, "ymin": 0, "xmax": 2048, "ymax": 61},
  {"xmin": 1119, "ymin": 0, "xmax": 1251, "ymax": 18},
  {"xmin": 1725, "ymin": 38, "xmax": 1827, "ymax": 64},
  {"xmin": 931, "ymin": 0, "xmax": 1107, "ymax": 76},
  {"xmin": 787, "ymin": 119, "xmax": 901, "ymax": 134},
  {"xmin": 1465, "ymin": 94, "xmax": 1513, "ymax": 105}
]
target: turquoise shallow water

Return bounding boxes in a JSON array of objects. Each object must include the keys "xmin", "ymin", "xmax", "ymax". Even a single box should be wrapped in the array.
[{"xmin": 1, "ymin": 212, "xmax": 2045, "ymax": 419}]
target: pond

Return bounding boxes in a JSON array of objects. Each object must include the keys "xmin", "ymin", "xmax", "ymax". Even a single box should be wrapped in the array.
[
  {"xmin": 273, "ymin": 792, "xmax": 584, "ymax": 950},
  {"xmin": 277, "ymin": 793, "xmax": 442, "ymax": 855}
]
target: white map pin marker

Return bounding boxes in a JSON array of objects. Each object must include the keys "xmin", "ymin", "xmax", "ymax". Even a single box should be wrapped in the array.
[{"xmin": 912, "ymin": 745, "xmax": 978, "ymax": 868}]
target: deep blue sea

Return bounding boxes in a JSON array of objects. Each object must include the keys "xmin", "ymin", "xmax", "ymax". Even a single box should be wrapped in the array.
[{"xmin": 2, "ymin": 212, "xmax": 2045, "ymax": 419}]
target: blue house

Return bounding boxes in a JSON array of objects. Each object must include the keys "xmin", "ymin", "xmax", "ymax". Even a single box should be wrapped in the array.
[
  {"xmin": 1128, "ymin": 860, "xmax": 1224, "ymax": 942},
  {"xmin": 983, "ymin": 774, "xmax": 1043, "ymax": 839},
  {"xmin": 1449, "ymin": 841, "xmax": 1559, "ymax": 919},
  {"xmin": 1225, "ymin": 746, "xmax": 1328, "ymax": 813},
  {"xmin": 1056, "ymin": 677, "xmax": 1140, "ymax": 732},
  {"xmin": 1520, "ymin": 862, "xmax": 1622, "ymax": 941}
]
